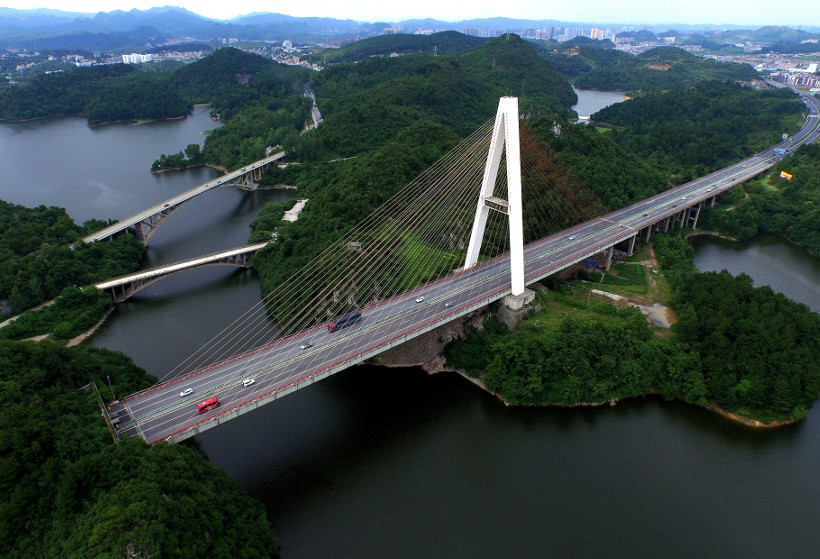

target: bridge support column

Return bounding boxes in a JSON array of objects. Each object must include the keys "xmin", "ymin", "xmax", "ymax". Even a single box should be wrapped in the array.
[
  {"xmin": 627, "ymin": 234, "xmax": 637, "ymax": 256},
  {"xmin": 674, "ymin": 210, "xmax": 685, "ymax": 229},
  {"xmin": 604, "ymin": 246, "xmax": 614, "ymax": 272},
  {"xmin": 688, "ymin": 202, "xmax": 702, "ymax": 229},
  {"xmin": 134, "ymin": 223, "xmax": 146, "ymax": 242},
  {"xmin": 663, "ymin": 217, "xmax": 671, "ymax": 232},
  {"xmin": 464, "ymin": 97, "xmax": 525, "ymax": 296},
  {"xmin": 644, "ymin": 225, "xmax": 652, "ymax": 244}
]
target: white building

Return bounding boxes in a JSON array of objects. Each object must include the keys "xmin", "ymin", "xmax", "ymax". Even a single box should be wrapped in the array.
[{"xmin": 121, "ymin": 53, "xmax": 152, "ymax": 64}]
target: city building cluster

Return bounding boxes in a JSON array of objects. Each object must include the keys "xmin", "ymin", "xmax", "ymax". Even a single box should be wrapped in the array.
[
  {"xmin": 461, "ymin": 26, "xmax": 614, "ymax": 41},
  {"xmin": 769, "ymin": 63, "xmax": 820, "ymax": 91}
]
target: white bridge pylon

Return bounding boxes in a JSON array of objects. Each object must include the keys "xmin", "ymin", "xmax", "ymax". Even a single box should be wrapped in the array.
[{"xmin": 463, "ymin": 96, "xmax": 525, "ymax": 296}]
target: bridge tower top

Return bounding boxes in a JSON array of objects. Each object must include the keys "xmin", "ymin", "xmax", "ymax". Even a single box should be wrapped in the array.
[{"xmin": 463, "ymin": 96, "xmax": 525, "ymax": 296}]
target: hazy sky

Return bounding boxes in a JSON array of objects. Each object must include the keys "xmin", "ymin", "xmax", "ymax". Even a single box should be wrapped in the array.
[{"xmin": 6, "ymin": 0, "xmax": 819, "ymax": 27}]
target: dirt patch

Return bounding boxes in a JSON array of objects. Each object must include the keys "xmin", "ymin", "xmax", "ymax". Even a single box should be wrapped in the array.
[
  {"xmin": 646, "ymin": 63, "xmax": 671, "ymax": 71},
  {"xmin": 591, "ymin": 288, "xmax": 675, "ymax": 327}
]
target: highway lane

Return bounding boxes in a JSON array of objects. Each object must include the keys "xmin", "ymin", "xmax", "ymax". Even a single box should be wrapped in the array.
[
  {"xmin": 114, "ymin": 89, "xmax": 820, "ymax": 443},
  {"xmin": 82, "ymin": 151, "xmax": 286, "ymax": 243}
]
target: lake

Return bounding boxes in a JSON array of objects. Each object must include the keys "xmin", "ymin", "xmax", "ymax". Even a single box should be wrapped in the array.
[{"xmin": 2, "ymin": 97, "xmax": 818, "ymax": 558}]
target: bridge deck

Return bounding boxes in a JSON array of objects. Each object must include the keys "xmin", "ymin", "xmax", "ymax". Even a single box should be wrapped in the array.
[
  {"xmin": 95, "ymin": 242, "xmax": 269, "ymax": 290},
  {"xmin": 82, "ymin": 151, "xmax": 285, "ymax": 243},
  {"xmin": 109, "ymin": 90, "xmax": 820, "ymax": 444}
]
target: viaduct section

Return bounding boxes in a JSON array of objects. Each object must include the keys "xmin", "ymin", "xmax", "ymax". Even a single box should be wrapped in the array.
[{"xmin": 82, "ymin": 151, "xmax": 286, "ymax": 245}]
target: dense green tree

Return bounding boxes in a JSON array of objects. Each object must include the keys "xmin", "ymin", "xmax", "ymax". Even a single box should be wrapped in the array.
[
  {"xmin": 0, "ymin": 200, "xmax": 144, "ymax": 314},
  {"xmin": 444, "ymin": 233, "xmax": 820, "ymax": 422},
  {"xmin": 0, "ymin": 339, "xmax": 278, "ymax": 558},
  {"xmin": 548, "ymin": 45, "xmax": 760, "ymax": 90},
  {"xmin": 699, "ymin": 143, "xmax": 820, "ymax": 255},
  {"xmin": 591, "ymin": 81, "xmax": 804, "ymax": 183},
  {"xmin": 0, "ymin": 64, "xmax": 190, "ymax": 124}
]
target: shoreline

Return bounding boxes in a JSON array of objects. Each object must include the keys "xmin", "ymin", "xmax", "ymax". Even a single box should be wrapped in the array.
[
  {"xmin": 66, "ymin": 306, "xmax": 116, "ymax": 347},
  {"xmin": 688, "ymin": 230, "xmax": 820, "ymax": 261},
  {"xmin": 0, "ymin": 110, "xmax": 193, "ymax": 128},
  {"xmin": 443, "ymin": 367, "xmax": 802, "ymax": 428}
]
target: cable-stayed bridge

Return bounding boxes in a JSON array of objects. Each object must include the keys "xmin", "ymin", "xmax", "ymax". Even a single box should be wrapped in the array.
[{"xmin": 108, "ymin": 92, "xmax": 820, "ymax": 444}]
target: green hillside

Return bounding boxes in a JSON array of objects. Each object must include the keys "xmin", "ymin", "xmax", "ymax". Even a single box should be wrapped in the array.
[
  {"xmin": 0, "ymin": 339, "xmax": 278, "ymax": 558},
  {"xmin": 540, "ymin": 44, "xmax": 759, "ymax": 90},
  {"xmin": 317, "ymin": 30, "xmax": 487, "ymax": 64},
  {"xmin": 591, "ymin": 80, "xmax": 804, "ymax": 182}
]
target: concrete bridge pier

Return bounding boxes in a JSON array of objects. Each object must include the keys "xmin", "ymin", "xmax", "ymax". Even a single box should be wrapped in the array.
[
  {"xmin": 627, "ymin": 234, "xmax": 637, "ymax": 256},
  {"xmin": 686, "ymin": 202, "xmax": 702, "ymax": 229},
  {"xmin": 604, "ymin": 245, "xmax": 615, "ymax": 271},
  {"xmin": 134, "ymin": 206, "xmax": 177, "ymax": 243},
  {"xmin": 234, "ymin": 164, "xmax": 271, "ymax": 191},
  {"xmin": 672, "ymin": 210, "xmax": 686, "ymax": 230}
]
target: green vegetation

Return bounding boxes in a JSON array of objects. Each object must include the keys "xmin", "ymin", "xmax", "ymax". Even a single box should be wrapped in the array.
[
  {"xmin": 248, "ymin": 198, "xmax": 299, "ymax": 243},
  {"xmin": 315, "ymin": 31, "xmax": 487, "ymax": 64},
  {"xmin": 0, "ymin": 64, "xmax": 190, "ymax": 125},
  {"xmin": 0, "ymin": 47, "xmax": 308, "ymax": 131},
  {"xmin": 658, "ymin": 234, "xmax": 820, "ymax": 422},
  {"xmin": 0, "ymin": 339, "xmax": 278, "ymax": 558},
  {"xmin": 250, "ymin": 35, "xmax": 580, "ymax": 302},
  {"xmin": 151, "ymin": 142, "xmax": 205, "ymax": 172},
  {"xmin": 592, "ymin": 81, "xmax": 804, "ymax": 183},
  {"xmin": 167, "ymin": 46, "xmax": 281, "ymax": 104},
  {"xmin": 0, "ymin": 200, "xmax": 144, "ymax": 314},
  {"xmin": 598, "ymin": 262, "xmax": 649, "ymax": 294},
  {"xmin": 529, "ymin": 115, "xmax": 669, "ymax": 208},
  {"xmin": 700, "ymin": 143, "xmax": 820, "ymax": 255},
  {"xmin": 535, "ymin": 43, "xmax": 758, "ymax": 90},
  {"xmin": 0, "ymin": 286, "xmax": 112, "ymax": 341},
  {"xmin": 155, "ymin": 48, "xmax": 312, "ymax": 171},
  {"xmin": 576, "ymin": 46, "xmax": 758, "ymax": 90},
  {"xmin": 252, "ymin": 120, "xmax": 462, "ymax": 306},
  {"xmin": 444, "ymin": 234, "xmax": 820, "ymax": 423}
]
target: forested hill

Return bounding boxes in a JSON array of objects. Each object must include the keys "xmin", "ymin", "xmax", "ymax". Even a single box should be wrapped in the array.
[
  {"xmin": 0, "ymin": 63, "xmax": 190, "ymax": 124},
  {"xmin": 309, "ymin": 34, "xmax": 576, "ymax": 157},
  {"xmin": 540, "ymin": 43, "xmax": 759, "ymax": 90},
  {"xmin": 168, "ymin": 46, "xmax": 282, "ymax": 103},
  {"xmin": 590, "ymin": 80, "xmax": 804, "ymax": 182},
  {"xmin": 0, "ymin": 47, "xmax": 305, "ymax": 125},
  {"xmin": 317, "ymin": 30, "xmax": 488, "ymax": 64},
  {"xmin": 459, "ymin": 34, "xmax": 576, "ymax": 113},
  {"xmin": 0, "ymin": 339, "xmax": 279, "ymax": 558},
  {"xmin": 0, "ymin": 200, "xmax": 144, "ymax": 314}
]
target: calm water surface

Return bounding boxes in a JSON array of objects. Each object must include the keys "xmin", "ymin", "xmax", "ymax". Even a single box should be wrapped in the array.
[
  {"xmin": 692, "ymin": 234, "xmax": 820, "ymax": 312},
  {"xmin": 572, "ymin": 88, "xmax": 629, "ymax": 120},
  {"xmin": 2, "ymin": 102, "xmax": 819, "ymax": 558}
]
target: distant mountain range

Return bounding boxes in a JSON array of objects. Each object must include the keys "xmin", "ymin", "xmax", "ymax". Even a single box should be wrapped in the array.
[{"xmin": 0, "ymin": 6, "xmax": 818, "ymax": 53}]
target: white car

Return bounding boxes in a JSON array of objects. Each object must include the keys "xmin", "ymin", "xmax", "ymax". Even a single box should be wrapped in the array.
[
  {"xmin": 415, "ymin": 296, "xmax": 425, "ymax": 303},
  {"xmin": 242, "ymin": 378, "xmax": 255, "ymax": 388},
  {"xmin": 444, "ymin": 302, "xmax": 453, "ymax": 308},
  {"xmin": 568, "ymin": 236, "xmax": 575, "ymax": 241},
  {"xmin": 179, "ymin": 388, "xmax": 193, "ymax": 397},
  {"xmin": 299, "ymin": 342, "xmax": 312, "ymax": 350}
]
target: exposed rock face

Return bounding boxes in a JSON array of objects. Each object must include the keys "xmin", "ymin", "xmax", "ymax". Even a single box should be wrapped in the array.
[{"xmin": 368, "ymin": 309, "xmax": 488, "ymax": 373}]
